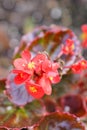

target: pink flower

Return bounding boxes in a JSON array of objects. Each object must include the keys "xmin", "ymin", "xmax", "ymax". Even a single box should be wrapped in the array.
[
  {"xmin": 81, "ymin": 24, "xmax": 87, "ymax": 48},
  {"xmin": 62, "ymin": 39, "xmax": 75, "ymax": 55},
  {"xmin": 26, "ymin": 82, "xmax": 45, "ymax": 99},
  {"xmin": 71, "ymin": 60, "xmax": 87, "ymax": 74},
  {"xmin": 81, "ymin": 24, "xmax": 87, "ymax": 33},
  {"xmin": 13, "ymin": 70, "xmax": 30, "ymax": 85},
  {"xmin": 13, "ymin": 50, "xmax": 61, "ymax": 98},
  {"xmin": 32, "ymin": 52, "xmax": 48, "ymax": 74},
  {"xmin": 37, "ymin": 59, "xmax": 60, "ymax": 95},
  {"xmin": 14, "ymin": 50, "xmax": 35, "ymax": 74},
  {"xmin": 13, "ymin": 50, "xmax": 35, "ymax": 84}
]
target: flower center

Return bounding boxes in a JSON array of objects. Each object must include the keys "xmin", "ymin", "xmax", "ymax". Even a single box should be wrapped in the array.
[
  {"xmin": 20, "ymin": 73, "xmax": 23, "ymax": 77},
  {"xmin": 49, "ymin": 76, "xmax": 53, "ymax": 81},
  {"xmin": 71, "ymin": 44, "xmax": 74, "ymax": 50},
  {"xmin": 28, "ymin": 62, "xmax": 35, "ymax": 69},
  {"xmin": 29, "ymin": 86, "xmax": 37, "ymax": 93}
]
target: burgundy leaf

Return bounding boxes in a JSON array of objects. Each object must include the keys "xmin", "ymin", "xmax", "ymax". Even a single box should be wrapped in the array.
[
  {"xmin": 44, "ymin": 98, "xmax": 57, "ymax": 113},
  {"xmin": 0, "ymin": 100, "xmax": 45, "ymax": 130},
  {"xmin": 13, "ymin": 25, "xmax": 81, "ymax": 75},
  {"xmin": 5, "ymin": 72, "xmax": 34, "ymax": 106},
  {"xmin": 34, "ymin": 112, "xmax": 85, "ymax": 130},
  {"xmin": 0, "ymin": 78, "xmax": 6, "ymax": 91},
  {"xmin": 57, "ymin": 94, "xmax": 87, "ymax": 117}
]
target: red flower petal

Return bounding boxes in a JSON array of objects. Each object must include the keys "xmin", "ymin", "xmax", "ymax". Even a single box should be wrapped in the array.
[
  {"xmin": 26, "ymin": 82, "xmax": 44, "ymax": 99},
  {"xmin": 32, "ymin": 53, "xmax": 47, "ymax": 64},
  {"xmin": 14, "ymin": 71, "xmax": 30, "ymax": 84},
  {"xmin": 13, "ymin": 58, "xmax": 27, "ymax": 70},
  {"xmin": 13, "ymin": 69, "xmax": 24, "ymax": 73},
  {"xmin": 81, "ymin": 24, "xmax": 87, "ymax": 33},
  {"xmin": 52, "ymin": 62, "xmax": 59, "ymax": 70},
  {"xmin": 32, "ymin": 53, "xmax": 47, "ymax": 74},
  {"xmin": 42, "ymin": 59, "xmax": 51, "ymax": 72},
  {"xmin": 62, "ymin": 39, "xmax": 74, "ymax": 55},
  {"xmin": 71, "ymin": 60, "xmax": 87, "ymax": 73},
  {"xmin": 47, "ymin": 70, "xmax": 61, "ymax": 84},
  {"xmin": 21, "ymin": 50, "xmax": 31, "ymax": 62},
  {"xmin": 38, "ymin": 74, "xmax": 52, "ymax": 95},
  {"xmin": 80, "ymin": 59, "xmax": 87, "ymax": 69},
  {"xmin": 82, "ymin": 39, "xmax": 87, "ymax": 48},
  {"xmin": 50, "ymin": 74, "xmax": 60, "ymax": 84},
  {"xmin": 71, "ymin": 64, "xmax": 81, "ymax": 74}
]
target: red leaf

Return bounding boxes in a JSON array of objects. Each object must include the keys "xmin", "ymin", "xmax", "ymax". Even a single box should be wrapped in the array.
[
  {"xmin": 57, "ymin": 94, "xmax": 87, "ymax": 117},
  {"xmin": 34, "ymin": 112, "xmax": 85, "ymax": 130}
]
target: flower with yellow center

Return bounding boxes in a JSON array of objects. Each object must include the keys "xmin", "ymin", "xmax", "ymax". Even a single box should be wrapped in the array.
[{"xmin": 80, "ymin": 60, "xmax": 87, "ymax": 69}]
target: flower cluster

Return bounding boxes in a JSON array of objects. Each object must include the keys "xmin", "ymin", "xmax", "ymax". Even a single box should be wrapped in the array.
[
  {"xmin": 62, "ymin": 39, "xmax": 75, "ymax": 55},
  {"xmin": 13, "ymin": 50, "xmax": 61, "ymax": 99},
  {"xmin": 71, "ymin": 59, "xmax": 87, "ymax": 73},
  {"xmin": 81, "ymin": 24, "xmax": 87, "ymax": 48}
]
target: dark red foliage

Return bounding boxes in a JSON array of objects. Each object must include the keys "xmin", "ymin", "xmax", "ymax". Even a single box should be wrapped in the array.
[
  {"xmin": 14, "ymin": 25, "xmax": 81, "ymax": 66},
  {"xmin": 0, "ymin": 25, "xmax": 86, "ymax": 129},
  {"xmin": 34, "ymin": 112, "xmax": 85, "ymax": 130},
  {"xmin": 57, "ymin": 94, "xmax": 87, "ymax": 117},
  {"xmin": 44, "ymin": 98, "xmax": 57, "ymax": 113},
  {"xmin": 0, "ymin": 78, "xmax": 6, "ymax": 90}
]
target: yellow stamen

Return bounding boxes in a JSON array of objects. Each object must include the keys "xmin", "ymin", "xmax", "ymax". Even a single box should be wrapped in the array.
[
  {"xmin": 81, "ymin": 61, "xmax": 86, "ymax": 66},
  {"xmin": 81, "ymin": 33, "xmax": 87, "ymax": 40},
  {"xmin": 20, "ymin": 73, "xmax": 23, "ymax": 77},
  {"xmin": 71, "ymin": 44, "xmax": 74, "ymax": 50},
  {"xmin": 82, "ymin": 62, "xmax": 85, "ymax": 65},
  {"xmin": 29, "ymin": 86, "xmax": 37, "ymax": 93},
  {"xmin": 49, "ymin": 76, "xmax": 53, "ymax": 81},
  {"xmin": 28, "ymin": 62, "xmax": 35, "ymax": 69}
]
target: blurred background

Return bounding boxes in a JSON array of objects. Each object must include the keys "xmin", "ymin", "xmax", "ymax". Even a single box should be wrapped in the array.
[{"xmin": 0, "ymin": 0, "xmax": 87, "ymax": 78}]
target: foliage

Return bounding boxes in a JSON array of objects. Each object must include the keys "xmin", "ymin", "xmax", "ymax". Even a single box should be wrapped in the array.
[{"xmin": 0, "ymin": 25, "xmax": 87, "ymax": 129}]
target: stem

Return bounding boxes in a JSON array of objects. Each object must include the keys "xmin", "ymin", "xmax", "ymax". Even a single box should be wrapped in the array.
[
  {"xmin": 54, "ymin": 51, "xmax": 63, "ymax": 62},
  {"xmin": 63, "ymin": 66, "xmax": 71, "ymax": 69},
  {"xmin": 57, "ymin": 51, "xmax": 63, "ymax": 58}
]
